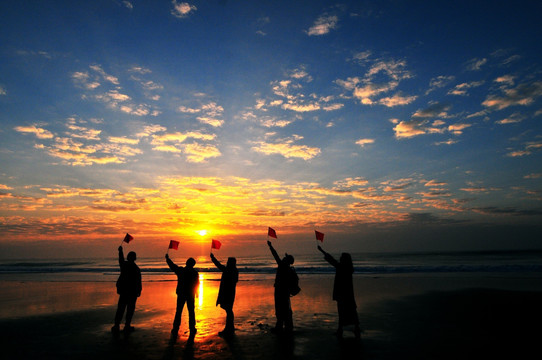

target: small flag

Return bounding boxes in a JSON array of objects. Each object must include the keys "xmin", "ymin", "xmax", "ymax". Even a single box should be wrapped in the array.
[
  {"xmin": 268, "ymin": 227, "xmax": 277, "ymax": 239},
  {"xmin": 168, "ymin": 240, "xmax": 179, "ymax": 250},
  {"xmin": 211, "ymin": 239, "xmax": 222, "ymax": 250},
  {"xmin": 123, "ymin": 233, "xmax": 134, "ymax": 243},
  {"xmin": 315, "ymin": 230, "xmax": 324, "ymax": 242}
]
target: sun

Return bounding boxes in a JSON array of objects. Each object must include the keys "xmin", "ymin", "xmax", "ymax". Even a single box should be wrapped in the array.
[{"xmin": 197, "ymin": 229, "xmax": 208, "ymax": 237}]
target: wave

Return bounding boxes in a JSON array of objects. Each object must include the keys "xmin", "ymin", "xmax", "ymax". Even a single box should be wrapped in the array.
[{"xmin": 2, "ymin": 264, "xmax": 542, "ymax": 275}]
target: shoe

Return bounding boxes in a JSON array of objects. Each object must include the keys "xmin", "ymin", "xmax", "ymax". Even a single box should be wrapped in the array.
[
  {"xmin": 218, "ymin": 328, "xmax": 234, "ymax": 337},
  {"xmin": 111, "ymin": 325, "xmax": 120, "ymax": 333},
  {"xmin": 124, "ymin": 325, "xmax": 135, "ymax": 332}
]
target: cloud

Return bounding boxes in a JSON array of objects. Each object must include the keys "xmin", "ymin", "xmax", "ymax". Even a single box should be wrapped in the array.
[
  {"xmin": 482, "ymin": 81, "xmax": 542, "ymax": 110},
  {"xmin": 109, "ymin": 136, "xmax": 139, "ymax": 145},
  {"xmin": 355, "ymin": 138, "xmax": 375, "ymax": 147},
  {"xmin": 434, "ymin": 139, "xmax": 458, "ymax": 146},
  {"xmin": 465, "ymin": 57, "xmax": 487, "ymax": 71},
  {"xmin": 136, "ymin": 124, "xmax": 167, "ymax": 138},
  {"xmin": 393, "ymin": 120, "xmax": 428, "ymax": 138},
  {"xmin": 425, "ymin": 180, "xmax": 448, "ymax": 188},
  {"xmin": 496, "ymin": 112, "xmax": 524, "ymax": 125},
  {"xmin": 72, "ymin": 71, "xmax": 100, "ymax": 90},
  {"xmin": 447, "ymin": 123, "xmax": 472, "ymax": 135},
  {"xmin": 197, "ymin": 117, "xmax": 224, "ymax": 127},
  {"xmin": 281, "ymin": 101, "xmax": 320, "ymax": 112},
  {"xmin": 353, "ymin": 81, "xmax": 398, "ymax": 104},
  {"xmin": 0, "ymin": 85, "xmax": 7, "ymax": 95},
  {"xmin": 378, "ymin": 93, "xmax": 417, "ymax": 107},
  {"xmin": 14, "ymin": 125, "xmax": 54, "ymax": 139},
  {"xmin": 251, "ymin": 136, "xmax": 321, "ymax": 160},
  {"xmin": 322, "ymin": 103, "xmax": 344, "ymax": 111},
  {"xmin": 337, "ymin": 57, "xmax": 413, "ymax": 106},
  {"xmin": 259, "ymin": 116, "xmax": 292, "ymax": 128},
  {"xmin": 183, "ymin": 143, "xmax": 221, "ymax": 163},
  {"xmin": 412, "ymin": 102, "xmax": 451, "ymax": 118},
  {"xmin": 447, "ymin": 81, "xmax": 484, "ymax": 96},
  {"xmin": 122, "ymin": 1, "xmax": 133, "ymax": 10},
  {"xmin": 426, "ymin": 75, "xmax": 455, "ymax": 94},
  {"xmin": 306, "ymin": 15, "xmax": 338, "ymax": 36},
  {"xmin": 89, "ymin": 65, "xmax": 119, "ymax": 85},
  {"xmin": 178, "ymin": 101, "xmax": 225, "ymax": 127},
  {"xmin": 171, "ymin": 1, "xmax": 197, "ymax": 18},
  {"xmin": 506, "ymin": 141, "xmax": 542, "ymax": 157}
]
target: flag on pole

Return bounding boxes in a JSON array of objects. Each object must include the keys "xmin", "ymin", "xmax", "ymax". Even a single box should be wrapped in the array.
[
  {"xmin": 315, "ymin": 230, "xmax": 324, "ymax": 242},
  {"xmin": 168, "ymin": 240, "xmax": 179, "ymax": 250},
  {"xmin": 211, "ymin": 239, "xmax": 222, "ymax": 250},
  {"xmin": 123, "ymin": 233, "xmax": 134, "ymax": 243},
  {"xmin": 268, "ymin": 227, "xmax": 277, "ymax": 239}
]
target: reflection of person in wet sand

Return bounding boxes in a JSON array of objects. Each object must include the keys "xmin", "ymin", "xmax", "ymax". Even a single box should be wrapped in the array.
[
  {"xmin": 268, "ymin": 240, "xmax": 295, "ymax": 333},
  {"xmin": 210, "ymin": 253, "xmax": 239, "ymax": 336},
  {"xmin": 318, "ymin": 245, "xmax": 361, "ymax": 338},
  {"xmin": 166, "ymin": 254, "xmax": 199, "ymax": 337},
  {"xmin": 112, "ymin": 246, "xmax": 142, "ymax": 333}
]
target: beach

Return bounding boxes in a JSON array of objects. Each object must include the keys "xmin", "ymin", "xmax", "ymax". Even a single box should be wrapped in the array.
[{"xmin": 1, "ymin": 273, "xmax": 542, "ymax": 359}]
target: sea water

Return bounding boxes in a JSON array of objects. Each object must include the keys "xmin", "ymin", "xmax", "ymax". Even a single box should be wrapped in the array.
[{"xmin": 1, "ymin": 250, "xmax": 542, "ymax": 282}]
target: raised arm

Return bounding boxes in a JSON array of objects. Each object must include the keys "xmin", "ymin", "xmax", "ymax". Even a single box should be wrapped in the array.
[
  {"xmin": 165, "ymin": 254, "xmax": 179, "ymax": 272},
  {"xmin": 318, "ymin": 245, "xmax": 339, "ymax": 268},
  {"xmin": 268, "ymin": 241, "xmax": 281, "ymax": 265},
  {"xmin": 210, "ymin": 253, "xmax": 226, "ymax": 271},
  {"xmin": 118, "ymin": 246, "xmax": 125, "ymax": 267}
]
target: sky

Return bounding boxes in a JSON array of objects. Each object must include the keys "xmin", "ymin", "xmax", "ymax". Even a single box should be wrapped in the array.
[{"xmin": 1, "ymin": 0, "xmax": 542, "ymax": 258}]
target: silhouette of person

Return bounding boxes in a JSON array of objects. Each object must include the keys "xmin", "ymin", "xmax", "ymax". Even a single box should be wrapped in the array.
[
  {"xmin": 267, "ymin": 240, "xmax": 295, "ymax": 333},
  {"xmin": 318, "ymin": 245, "xmax": 361, "ymax": 338},
  {"xmin": 112, "ymin": 246, "xmax": 142, "ymax": 333},
  {"xmin": 210, "ymin": 253, "xmax": 238, "ymax": 336},
  {"xmin": 166, "ymin": 254, "xmax": 199, "ymax": 336}
]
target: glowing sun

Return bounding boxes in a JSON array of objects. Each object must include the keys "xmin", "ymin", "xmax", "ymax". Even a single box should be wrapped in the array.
[{"xmin": 197, "ymin": 229, "xmax": 208, "ymax": 237}]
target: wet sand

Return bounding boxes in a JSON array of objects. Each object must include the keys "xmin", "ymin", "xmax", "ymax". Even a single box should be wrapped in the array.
[{"xmin": 1, "ymin": 274, "xmax": 541, "ymax": 359}]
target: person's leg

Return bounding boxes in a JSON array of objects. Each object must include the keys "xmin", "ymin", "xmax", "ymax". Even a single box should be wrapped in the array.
[
  {"xmin": 172, "ymin": 296, "xmax": 185, "ymax": 333},
  {"xmin": 284, "ymin": 297, "xmax": 293, "ymax": 332},
  {"xmin": 274, "ymin": 291, "xmax": 284, "ymax": 331},
  {"xmin": 113, "ymin": 296, "xmax": 127, "ymax": 330},
  {"xmin": 125, "ymin": 296, "xmax": 137, "ymax": 328},
  {"xmin": 225, "ymin": 306, "xmax": 234, "ymax": 332},
  {"xmin": 187, "ymin": 296, "xmax": 196, "ymax": 333},
  {"xmin": 336, "ymin": 302, "xmax": 344, "ymax": 337}
]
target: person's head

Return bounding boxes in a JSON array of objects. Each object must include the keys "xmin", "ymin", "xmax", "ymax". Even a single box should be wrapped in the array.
[
  {"xmin": 127, "ymin": 251, "xmax": 137, "ymax": 262},
  {"xmin": 226, "ymin": 257, "xmax": 237, "ymax": 268},
  {"xmin": 186, "ymin": 257, "xmax": 196, "ymax": 268},
  {"xmin": 340, "ymin": 252, "xmax": 352, "ymax": 263},
  {"xmin": 283, "ymin": 253, "xmax": 294, "ymax": 265},
  {"xmin": 340, "ymin": 252, "xmax": 353, "ymax": 269}
]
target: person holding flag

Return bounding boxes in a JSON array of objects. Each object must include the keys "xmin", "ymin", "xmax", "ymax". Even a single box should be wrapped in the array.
[
  {"xmin": 210, "ymin": 239, "xmax": 239, "ymax": 337},
  {"xmin": 112, "ymin": 235, "xmax": 141, "ymax": 333},
  {"xmin": 317, "ymin": 244, "xmax": 361, "ymax": 338},
  {"xmin": 165, "ymin": 245, "xmax": 199, "ymax": 337},
  {"xmin": 267, "ymin": 228, "xmax": 296, "ymax": 334}
]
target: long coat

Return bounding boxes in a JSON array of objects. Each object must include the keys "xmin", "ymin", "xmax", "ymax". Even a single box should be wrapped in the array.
[
  {"xmin": 116, "ymin": 251, "xmax": 142, "ymax": 298},
  {"xmin": 166, "ymin": 257, "xmax": 199, "ymax": 298},
  {"xmin": 211, "ymin": 256, "xmax": 238, "ymax": 307}
]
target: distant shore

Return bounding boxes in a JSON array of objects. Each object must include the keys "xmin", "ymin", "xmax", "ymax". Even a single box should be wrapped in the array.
[{"xmin": 1, "ymin": 273, "xmax": 541, "ymax": 359}]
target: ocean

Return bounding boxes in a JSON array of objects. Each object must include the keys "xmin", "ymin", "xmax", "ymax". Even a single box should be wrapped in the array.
[{"xmin": 1, "ymin": 249, "xmax": 542, "ymax": 282}]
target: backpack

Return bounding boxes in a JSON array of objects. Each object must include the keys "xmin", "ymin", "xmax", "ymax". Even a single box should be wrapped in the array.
[{"xmin": 289, "ymin": 267, "xmax": 301, "ymax": 296}]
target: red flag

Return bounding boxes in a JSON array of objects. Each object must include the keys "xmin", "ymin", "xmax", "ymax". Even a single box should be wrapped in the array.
[
  {"xmin": 315, "ymin": 230, "xmax": 324, "ymax": 242},
  {"xmin": 123, "ymin": 233, "xmax": 134, "ymax": 243},
  {"xmin": 268, "ymin": 227, "xmax": 277, "ymax": 239},
  {"xmin": 168, "ymin": 240, "xmax": 179, "ymax": 250},
  {"xmin": 211, "ymin": 239, "xmax": 221, "ymax": 250}
]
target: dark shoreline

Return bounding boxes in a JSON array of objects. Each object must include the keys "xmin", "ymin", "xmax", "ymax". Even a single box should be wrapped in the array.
[{"xmin": 1, "ymin": 286, "xmax": 541, "ymax": 359}]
